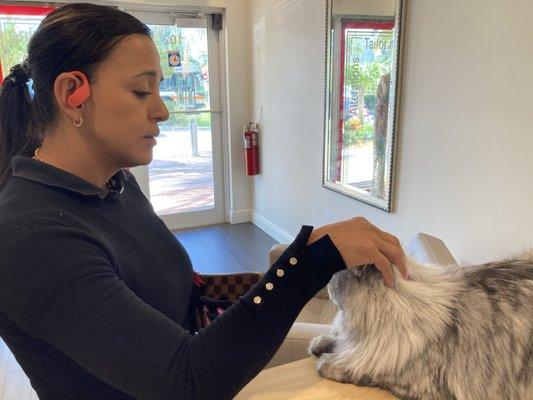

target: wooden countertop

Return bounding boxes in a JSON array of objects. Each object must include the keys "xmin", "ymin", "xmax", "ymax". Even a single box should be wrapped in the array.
[{"xmin": 235, "ymin": 358, "xmax": 398, "ymax": 400}]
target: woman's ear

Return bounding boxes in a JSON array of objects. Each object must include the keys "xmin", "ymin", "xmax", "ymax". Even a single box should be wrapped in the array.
[
  {"xmin": 53, "ymin": 72, "xmax": 89, "ymax": 120},
  {"xmin": 66, "ymin": 71, "xmax": 90, "ymax": 108}
]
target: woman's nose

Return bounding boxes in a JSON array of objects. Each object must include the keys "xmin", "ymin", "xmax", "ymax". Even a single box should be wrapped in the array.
[{"xmin": 152, "ymin": 96, "xmax": 170, "ymax": 122}]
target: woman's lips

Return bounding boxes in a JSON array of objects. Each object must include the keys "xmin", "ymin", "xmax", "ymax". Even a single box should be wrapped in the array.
[{"xmin": 143, "ymin": 136, "xmax": 157, "ymax": 145}]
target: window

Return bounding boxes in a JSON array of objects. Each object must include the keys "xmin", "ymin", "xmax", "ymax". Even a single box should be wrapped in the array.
[{"xmin": 0, "ymin": 4, "xmax": 56, "ymax": 84}]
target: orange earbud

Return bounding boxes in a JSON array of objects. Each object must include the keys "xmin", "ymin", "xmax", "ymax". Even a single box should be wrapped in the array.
[{"xmin": 66, "ymin": 71, "xmax": 91, "ymax": 108}]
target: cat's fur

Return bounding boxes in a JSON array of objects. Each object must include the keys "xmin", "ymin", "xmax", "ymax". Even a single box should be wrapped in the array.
[{"xmin": 308, "ymin": 256, "xmax": 533, "ymax": 400}]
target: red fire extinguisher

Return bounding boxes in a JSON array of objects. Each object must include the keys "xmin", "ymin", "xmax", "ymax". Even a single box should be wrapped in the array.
[{"xmin": 243, "ymin": 122, "xmax": 260, "ymax": 175}]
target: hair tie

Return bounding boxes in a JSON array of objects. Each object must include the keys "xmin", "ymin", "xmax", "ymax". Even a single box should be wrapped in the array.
[{"xmin": 9, "ymin": 63, "xmax": 30, "ymax": 86}]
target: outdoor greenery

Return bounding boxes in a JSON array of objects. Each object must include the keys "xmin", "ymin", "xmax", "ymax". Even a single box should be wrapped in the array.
[
  {"xmin": 342, "ymin": 31, "xmax": 392, "ymax": 147},
  {"xmin": 166, "ymin": 111, "xmax": 210, "ymax": 128},
  {"xmin": 0, "ymin": 20, "xmax": 39, "ymax": 79},
  {"xmin": 343, "ymin": 118, "xmax": 373, "ymax": 145}
]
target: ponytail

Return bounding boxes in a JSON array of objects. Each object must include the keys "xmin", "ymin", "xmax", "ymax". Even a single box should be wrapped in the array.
[
  {"xmin": 0, "ymin": 62, "xmax": 38, "ymax": 189},
  {"xmin": 0, "ymin": 3, "xmax": 151, "ymax": 190}
]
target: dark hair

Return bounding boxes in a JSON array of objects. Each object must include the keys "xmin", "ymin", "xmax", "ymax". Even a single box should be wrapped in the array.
[{"xmin": 0, "ymin": 3, "xmax": 151, "ymax": 188}]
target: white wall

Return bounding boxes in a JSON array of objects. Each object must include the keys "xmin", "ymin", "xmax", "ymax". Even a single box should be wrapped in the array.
[{"xmin": 249, "ymin": 0, "xmax": 533, "ymax": 264}]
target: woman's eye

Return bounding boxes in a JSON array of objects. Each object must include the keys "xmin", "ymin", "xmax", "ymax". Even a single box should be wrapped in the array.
[{"xmin": 133, "ymin": 91, "xmax": 150, "ymax": 99}]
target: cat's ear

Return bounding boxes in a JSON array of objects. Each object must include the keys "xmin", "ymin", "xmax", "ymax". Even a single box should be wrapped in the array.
[
  {"xmin": 512, "ymin": 248, "xmax": 533, "ymax": 261},
  {"xmin": 353, "ymin": 265, "xmax": 364, "ymax": 277}
]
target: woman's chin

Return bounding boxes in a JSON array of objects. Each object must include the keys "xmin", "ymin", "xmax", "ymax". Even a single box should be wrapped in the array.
[
  {"xmin": 123, "ymin": 152, "xmax": 153, "ymax": 168},
  {"xmin": 141, "ymin": 142, "xmax": 157, "ymax": 162}
]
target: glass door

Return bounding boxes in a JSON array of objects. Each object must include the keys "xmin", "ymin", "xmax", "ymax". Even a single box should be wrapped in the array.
[{"xmin": 123, "ymin": 8, "xmax": 225, "ymax": 231}]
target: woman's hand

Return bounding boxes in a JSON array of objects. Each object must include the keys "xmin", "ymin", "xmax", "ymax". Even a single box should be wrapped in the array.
[{"xmin": 308, "ymin": 217, "xmax": 408, "ymax": 288}]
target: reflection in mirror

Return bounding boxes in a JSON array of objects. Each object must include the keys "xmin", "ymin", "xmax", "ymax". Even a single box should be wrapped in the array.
[{"xmin": 323, "ymin": 0, "xmax": 405, "ymax": 212}]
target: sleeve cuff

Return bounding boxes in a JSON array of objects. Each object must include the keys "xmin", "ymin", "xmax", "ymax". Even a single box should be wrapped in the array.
[
  {"xmin": 242, "ymin": 225, "xmax": 347, "ymax": 308},
  {"xmin": 306, "ymin": 233, "xmax": 346, "ymax": 273},
  {"xmin": 302, "ymin": 233, "xmax": 347, "ymax": 296}
]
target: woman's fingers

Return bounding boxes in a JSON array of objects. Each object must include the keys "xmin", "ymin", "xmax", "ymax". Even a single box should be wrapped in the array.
[
  {"xmin": 372, "ymin": 250, "xmax": 395, "ymax": 288},
  {"xmin": 311, "ymin": 217, "xmax": 408, "ymax": 289},
  {"xmin": 379, "ymin": 230, "xmax": 402, "ymax": 247},
  {"xmin": 377, "ymin": 240, "xmax": 409, "ymax": 280}
]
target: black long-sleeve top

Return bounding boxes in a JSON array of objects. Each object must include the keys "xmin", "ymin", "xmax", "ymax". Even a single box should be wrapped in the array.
[{"xmin": 0, "ymin": 156, "xmax": 346, "ymax": 400}]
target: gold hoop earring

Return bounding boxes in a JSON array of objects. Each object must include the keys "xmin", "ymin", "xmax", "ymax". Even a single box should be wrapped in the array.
[{"xmin": 73, "ymin": 116, "xmax": 83, "ymax": 128}]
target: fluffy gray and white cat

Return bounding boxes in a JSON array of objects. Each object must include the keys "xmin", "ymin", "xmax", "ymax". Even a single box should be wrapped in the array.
[{"xmin": 309, "ymin": 256, "xmax": 533, "ymax": 400}]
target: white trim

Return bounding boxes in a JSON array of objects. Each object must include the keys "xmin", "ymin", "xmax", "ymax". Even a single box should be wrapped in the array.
[
  {"xmin": 162, "ymin": 208, "xmax": 225, "ymax": 230},
  {"xmin": 229, "ymin": 209, "xmax": 251, "ymax": 224},
  {"xmin": 219, "ymin": 21, "xmax": 232, "ymax": 225},
  {"xmin": 251, "ymin": 211, "xmax": 294, "ymax": 244},
  {"xmin": 117, "ymin": 2, "xmax": 224, "ymax": 16},
  {"xmin": 174, "ymin": 17, "xmax": 207, "ymax": 29}
]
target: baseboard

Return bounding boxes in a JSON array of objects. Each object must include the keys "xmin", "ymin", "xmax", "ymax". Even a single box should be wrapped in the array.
[
  {"xmin": 228, "ymin": 209, "xmax": 252, "ymax": 224},
  {"xmin": 227, "ymin": 209, "xmax": 295, "ymax": 244},
  {"xmin": 250, "ymin": 211, "xmax": 294, "ymax": 244}
]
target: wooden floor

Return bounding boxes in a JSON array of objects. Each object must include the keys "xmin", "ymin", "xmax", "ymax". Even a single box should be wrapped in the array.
[
  {"xmin": 175, "ymin": 222, "xmax": 278, "ymax": 274},
  {"xmin": 0, "ymin": 222, "xmax": 278, "ymax": 399}
]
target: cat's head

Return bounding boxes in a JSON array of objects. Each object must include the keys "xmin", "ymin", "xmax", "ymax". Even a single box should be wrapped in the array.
[
  {"xmin": 327, "ymin": 264, "xmax": 389, "ymax": 310},
  {"xmin": 327, "ymin": 260, "xmax": 460, "ymax": 336}
]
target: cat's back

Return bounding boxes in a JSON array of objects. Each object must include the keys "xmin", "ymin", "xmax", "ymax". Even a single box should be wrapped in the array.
[
  {"xmin": 457, "ymin": 258, "xmax": 532, "ymax": 332},
  {"xmin": 446, "ymin": 258, "xmax": 532, "ymax": 399},
  {"xmin": 462, "ymin": 257, "xmax": 533, "ymax": 307}
]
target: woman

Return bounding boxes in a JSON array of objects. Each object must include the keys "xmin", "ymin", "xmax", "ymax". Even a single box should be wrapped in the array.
[{"xmin": 0, "ymin": 4, "xmax": 408, "ymax": 400}]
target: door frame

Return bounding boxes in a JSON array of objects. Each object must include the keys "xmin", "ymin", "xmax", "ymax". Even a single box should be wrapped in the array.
[{"xmin": 119, "ymin": 3, "xmax": 230, "ymax": 231}]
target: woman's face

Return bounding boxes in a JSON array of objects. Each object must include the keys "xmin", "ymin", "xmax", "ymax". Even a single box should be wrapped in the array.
[{"xmin": 82, "ymin": 34, "xmax": 169, "ymax": 168}]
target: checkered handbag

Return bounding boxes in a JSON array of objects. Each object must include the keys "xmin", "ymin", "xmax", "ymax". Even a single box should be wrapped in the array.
[
  {"xmin": 200, "ymin": 272, "xmax": 264, "ymax": 302},
  {"xmin": 189, "ymin": 271, "xmax": 264, "ymax": 332}
]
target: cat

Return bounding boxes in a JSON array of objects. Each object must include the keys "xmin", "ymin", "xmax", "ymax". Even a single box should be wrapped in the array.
[{"xmin": 308, "ymin": 256, "xmax": 533, "ymax": 400}]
